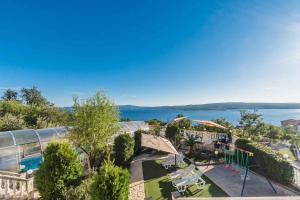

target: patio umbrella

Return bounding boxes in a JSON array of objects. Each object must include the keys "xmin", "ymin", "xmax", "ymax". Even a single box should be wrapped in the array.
[
  {"xmin": 141, "ymin": 133, "xmax": 178, "ymax": 155},
  {"xmin": 192, "ymin": 120, "xmax": 227, "ymax": 130}
]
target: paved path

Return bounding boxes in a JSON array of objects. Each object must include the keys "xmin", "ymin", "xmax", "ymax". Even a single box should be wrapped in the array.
[
  {"xmin": 129, "ymin": 158, "xmax": 145, "ymax": 200},
  {"xmin": 128, "ymin": 154, "xmax": 167, "ymax": 200},
  {"xmin": 197, "ymin": 164, "xmax": 299, "ymax": 197}
]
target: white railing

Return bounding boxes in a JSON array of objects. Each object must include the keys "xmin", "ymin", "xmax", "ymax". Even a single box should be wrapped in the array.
[{"xmin": 0, "ymin": 174, "xmax": 34, "ymax": 199}]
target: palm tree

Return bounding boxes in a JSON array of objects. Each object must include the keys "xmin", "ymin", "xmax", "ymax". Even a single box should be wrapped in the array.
[{"xmin": 185, "ymin": 133, "xmax": 202, "ymax": 155}]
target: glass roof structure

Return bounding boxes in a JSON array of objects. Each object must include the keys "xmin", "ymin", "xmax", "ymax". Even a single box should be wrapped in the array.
[
  {"xmin": 0, "ymin": 127, "xmax": 67, "ymax": 172},
  {"xmin": 0, "ymin": 122, "xmax": 148, "ymax": 172},
  {"xmin": 118, "ymin": 121, "xmax": 149, "ymax": 135}
]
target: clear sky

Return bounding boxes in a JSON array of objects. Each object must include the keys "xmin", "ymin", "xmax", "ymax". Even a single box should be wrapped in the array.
[{"xmin": 0, "ymin": 0, "xmax": 300, "ymax": 106}]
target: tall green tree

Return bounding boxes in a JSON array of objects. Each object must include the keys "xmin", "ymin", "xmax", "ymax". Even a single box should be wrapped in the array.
[
  {"xmin": 239, "ymin": 110, "xmax": 265, "ymax": 138},
  {"xmin": 165, "ymin": 123, "xmax": 180, "ymax": 146},
  {"xmin": 114, "ymin": 134, "xmax": 134, "ymax": 167},
  {"xmin": 69, "ymin": 91, "xmax": 119, "ymax": 171},
  {"xmin": 21, "ymin": 86, "xmax": 49, "ymax": 105},
  {"xmin": 1, "ymin": 89, "xmax": 18, "ymax": 101}
]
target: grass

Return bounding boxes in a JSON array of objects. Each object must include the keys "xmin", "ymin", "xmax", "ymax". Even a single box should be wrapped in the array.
[
  {"xmin": 278, "ymin": 148, "xmax": 296, "ymax": 161},
  {"xmin": 143, "ymin": 160, "xmax": 228, "ymax": 200}
]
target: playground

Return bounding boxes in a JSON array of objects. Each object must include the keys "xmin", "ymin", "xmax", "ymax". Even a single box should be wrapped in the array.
[
  {"xmin": 138, "ymin": 118, "xmax": 300, "ymax": 199},
  {"xmin": 198, "ymin": 164, "xmax": 297, "ymax": 197},
  {"xmin": 205, "ymin": 143, "xmax": 299, "ymax": 197}
]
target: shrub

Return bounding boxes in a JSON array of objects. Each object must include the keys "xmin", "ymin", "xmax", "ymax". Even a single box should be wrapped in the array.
[
  {"xmin": 235, "ymin": 139, "xmax": 294, "ymax": 184},
  {"xmin": 234, "ymin": 138, "xmax": 250, "ymax": 148},
  {"xmin": 90, "ymin": 160, "xmax": 129, "ymax": 200},
  {"xmin": 114, "ymin": 134, "xmax": 134, "ymax": 167},
  {"xmin": 0, "ymin": 113, "xmax": 25, "ymax": 131},
  {"xmin": 165, "ymin": 123, "xmax": 180, "ymax": 143},
  {"xmin": 134, "ymin": 130, "xmax": 143, "ymax": 155},
  {"xmin": 64, "ymin": 178, "xmax": 92, "ymax": 200},
  {"xmin": 35, "ymin": 141, "xmax": 82, "ymax": 200}
]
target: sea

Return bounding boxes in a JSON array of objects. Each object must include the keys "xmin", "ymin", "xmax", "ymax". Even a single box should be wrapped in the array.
[{"xmin": 119, "ymin": 108, "xmax": 300, "ymax": 126}]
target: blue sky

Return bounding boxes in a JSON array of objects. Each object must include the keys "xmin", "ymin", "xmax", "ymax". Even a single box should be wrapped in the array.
[{"xmin": 0, "ymin": 0, "xmax": 300, "ymax": 106}]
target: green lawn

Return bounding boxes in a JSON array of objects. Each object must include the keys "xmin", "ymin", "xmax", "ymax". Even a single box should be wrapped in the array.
[
  {"xmin": 143, "ymin": 160, "xmax": 228, "ymax": 200},
  {"xmin": 278, "ymin": 148, "xmax": 296, "ymax": 161}
]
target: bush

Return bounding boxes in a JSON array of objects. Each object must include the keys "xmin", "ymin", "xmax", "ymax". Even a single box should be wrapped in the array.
[
  {"xmin": 134, "ymin": 130, "xmax": 143, "ymax": 155},
  {"xmin": 90, "ymin": 160, "xmax": 129, "ymax": 200},
  {"xmin": 235, "ymin": 139, "xmax": 294, "ymax": 184},
  {"xmin": 35, "ymin": 141, "xmax": 82, "ymax": 200},
  {"xmin": 64, "ymin": 178, "xmax": 92, "ymax": 200},
  {"xmin": 165, "ymin": 123, "xmax": 180, "ymax": 142},
  {"xmin": 234, "ymin": 138, "xmax": 250, "ymax": 147},
  {"xmin": 114, "ymin": 134, "xmax": 134, "ymax": 167},
  {"xmin": 0, "ymin": 113, "xmax": 25, "ymax": 131}
]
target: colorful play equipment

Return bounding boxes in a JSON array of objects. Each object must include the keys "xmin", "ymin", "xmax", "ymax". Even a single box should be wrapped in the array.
[
  {"xmin": 222, "ymin": 143, "xmax": 253, "ymax": 176},
  {"xmin": 219, "ymin": 143, "xmax": 277, "ymax": 196}
]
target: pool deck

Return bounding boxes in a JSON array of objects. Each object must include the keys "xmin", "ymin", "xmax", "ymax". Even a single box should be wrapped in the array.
[{"xmin": 197, "ymin": 164, "xmax": 299, "ymax": 197}]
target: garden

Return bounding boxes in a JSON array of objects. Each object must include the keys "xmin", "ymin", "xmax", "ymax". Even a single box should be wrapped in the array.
[{"xmin": 1, "ymin": 88, "xmax": 299, "ymax": 199}]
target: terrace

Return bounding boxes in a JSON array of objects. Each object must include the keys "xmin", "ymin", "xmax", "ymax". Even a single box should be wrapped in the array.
[{"xmin": 128, "ymin": 125, "xmax": 300, "ymax": 200}]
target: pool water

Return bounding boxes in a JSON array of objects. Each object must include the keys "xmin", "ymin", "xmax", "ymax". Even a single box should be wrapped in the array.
[{"xmin": 20, "ymin": 155, "xmax": 42, "ymax": 171}]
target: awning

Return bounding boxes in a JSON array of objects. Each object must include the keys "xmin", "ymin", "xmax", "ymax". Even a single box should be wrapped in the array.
[
  {"xmin": 173, "ymin": 117, "xmax": 186, "ymax": 122},
  {"xmin": 141, "ymin": 133, "xmax": 178, "ymax": 155},
  {"xmin": 193, "ymin": 120, "xmax": 227, "ymax": 130}
]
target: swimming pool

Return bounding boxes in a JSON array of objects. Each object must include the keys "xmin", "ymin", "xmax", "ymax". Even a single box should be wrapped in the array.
[{"xmin": 20, "ymin": 155, "xmax": 42, "ymax": 171}]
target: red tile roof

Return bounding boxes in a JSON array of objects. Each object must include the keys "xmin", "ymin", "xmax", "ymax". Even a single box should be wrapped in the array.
[{"xmin": 281, "ymin": 119, "xmax": 300, "ymax": 126}]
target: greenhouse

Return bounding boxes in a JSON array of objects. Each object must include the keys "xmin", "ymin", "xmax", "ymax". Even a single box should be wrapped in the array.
[{"xmin": 0, "ymin": 127, "xmax": 67, "ymax": 172}]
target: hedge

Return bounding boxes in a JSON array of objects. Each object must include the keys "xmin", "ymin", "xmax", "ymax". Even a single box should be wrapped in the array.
[{"xmin": 235, "ymin": 138, "xmax": 294, "ymax": 185}]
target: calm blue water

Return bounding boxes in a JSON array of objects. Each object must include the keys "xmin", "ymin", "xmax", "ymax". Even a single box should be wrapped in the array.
[
  {"xmin": 20, "ymin": 155, "xmax": 42, "ymax": 171},
  {"xmin": 120, "ymin": 109, "xmax": 300, "ymax": 126}
]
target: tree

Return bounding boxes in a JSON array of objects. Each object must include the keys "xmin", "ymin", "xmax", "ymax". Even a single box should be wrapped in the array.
[
  {"xmin": 165, "ymin": 123, "xmax": 180, "ymax": 146},
  {"xmin": 1, "ymin": 89, "xmax": 18, "ymax": 101},
  {"xmin": 69, "ymin": 91, "xmax": 119, "ymax": 171},
  {"xmin": 0, "ymin": 88, "xmax": 68, "ymax": 131},
  {"xmin": 21, "ymin": 86, "xmax": 49, "ymax": 105},
  {"xmin": 281, "ymin": 126, "xmax": 297, "ymax": 141},
  {"xmin": 178, "ymin": 118, "xmax": 191, "ymax": 129},
  {"xmin": 176, "ymin": 114, "xmax": 184, "ymax": 118},
  {"xmin": 35, "ymin": 142, "xmax": 82, "ymax": 200},
  {"xmin": 185, "ymin": 133, "xmax": 201, "ymax": 155},
  {"xmin": 134, "ymin": 130, "xmax": 143, "ymax": 155},
  {"xmin": 0, "ymin": 113, "xmax": 25, "ymax": 131},
  {"xmin": 239, "ymin": 110, "xmax": 264, "ymax": 138},
  {"xmin": 265, "ymin": 125, "xmax": 282, "ymax": 142},
  {"xmin": 114, "ymin": 134, "xmax": 134, "ymax": 167},
  {"xmin": 149, "ymin": 120, "xmax": 160, "ymax": 135},
  {"xmin": 0, "ymin": 100, "xmax": 24, "ymax": 117},
  {"xmin": 90, "ymin": 160, "xmax": 129, "ymax": 200},
  {"xmin": 173, "ymin": 114, "xmax": 191, "ymax": 129},
  {"xmin": 291, "ymin": 135, "xmax": 300, "ymax": 148}
]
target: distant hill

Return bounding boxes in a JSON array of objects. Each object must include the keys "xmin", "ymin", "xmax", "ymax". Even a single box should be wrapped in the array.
[
  {"xmin": 62, "ymin": 102, "xmax": 300, "ymax": 112},
  {"xmin": 152, "ymin": 102, "xmax": 300, "ymax": 110}
]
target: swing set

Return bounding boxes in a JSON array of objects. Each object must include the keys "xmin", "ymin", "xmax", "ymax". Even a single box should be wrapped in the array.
[
  {"xmin": 223, "ymin": 143, "xmax": 253, "ymax": 175},
  {"xmin": 218, "ymin": 143, "xmax": 277, "ymax": 196}
]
